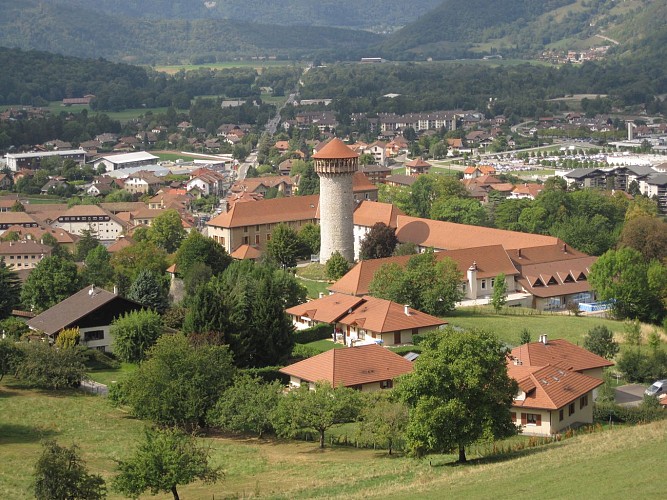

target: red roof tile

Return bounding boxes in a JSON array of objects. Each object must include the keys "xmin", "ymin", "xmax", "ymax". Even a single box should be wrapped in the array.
[
  {"xmin": 312, "ymin": 138, "xmax": 359, "ymax": 160},
  {"xmin": 279, "ymin": 344, "xmax": 413, "ymax": 387},
  {"xmin": 510, "ymin": 339, "xmax": 614, "ymax": 373}
]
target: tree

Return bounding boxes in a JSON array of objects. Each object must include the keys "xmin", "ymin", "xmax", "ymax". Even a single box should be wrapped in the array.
[
  {"xmin": 15, "ymin": 342, "xmax": 86, "ymax": 389},
  {"xmin": 430, "ymin": 197, "xmax": 487, "ymax": 226},
  {"xmin": 518, "ymin": 328, "xmax": 532, "ymax": 345},
  {"xmin": 34, "ymin": 440, "xmax": 106, "ymax": 500},
  {"xmin": 0, "ymin": 339, "xmax": 22, "ymax": 381},
  {"xmin": 148, "ymin": 209, "xmax": 186, "ymax": 253},
  {"xmin": 623, "ymin": 319, "xmax": 642, "ymax": 347},
  {"xmin": 111, "ymin": 309, "xmax": 164, "ymax": 363},
  {"xmin": 113, "ymin": 427, "xmax": 220, "ymax": 500},
  {"xmin": 490, "ymin": 273, "xmax": 507, "ymax": 313},
  {"xmin": 0, "ymin": 258, "xmax": 21, "ymax": 319},
  {"xmin": 0, "ymin": 317, "xmax": 29, "ymax": 340},
  {"xmin": 618, "ymin": 215, "xmax": 667, "ymax": 262},
  {"xmin": 75, "ymin": 229, "xmax": 100, "ymax": 262},
  {"xmin": 10, "ymin": 200, "xmax": 25, "ymax": 212},
  {"xmin": 82, "ymin": 245, "xmax": 114, "ymax": 288},
  {"xmin": 175, "ymin": 230, "xmax": 231, "ymax": 278},
  {"xmin": 583, "ymin": 325, "xmax": 620, "ymax": 360},
  {"xmin": 297, "ymin": 223, "xmax": 320, "ymax": 256},
  {"xmin": 266, "ymin": 223, "xmax": 300, "ymax": 269},
  {"xmin": 272, "ymin": 382, "xmax": 362, "ymax": 448},
  {"xmin": 589, "ymin": 248, "xmax": 665, "ymax": 323},
  {"xmin": 359, "ymin": 223, "xmax": 399, "ymax": 260},
  {"xmin": 209, "ymin": 375, "xmax": 283, "ymax": 438},
  {"xmin": 112, "ymin": 334, "xmax": 235, "ymax": 427},
  {"xmin": 127, "ymin": 270, "xmax": 169, "ymax": 313},
  {"xmin": 358, "ymin": 392, "xmax": 408, "ymax": 455},
  {"xmin": 393, "ymin": 242, "xmax": 418, "ymax": 256},
  {"xmin": 111, "ymin": 240, "xmax": 168, "ymax": 282},
  {"xmin": 21, "ymin": 256, "xmax": 81, "ymax": 312},
  {"xmin": 55, "ymin": 327, "xmax": 80, "ymax": 349},
  {"xmin": 369, "ymin": 251, "xmax": 463, "ymax": 316},
  {"xmin": 325, "ymin": 250, "xmax": 349, "ymax": 281},
  {"xmin": 397, "ymin": 328, "xmax": 517, "ymax": 461}
]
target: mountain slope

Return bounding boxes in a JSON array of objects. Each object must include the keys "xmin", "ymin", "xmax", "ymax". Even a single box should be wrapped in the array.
[
  {"xmin": 0, "ymin": 0, "xmax": 381, "ymax": 64},
  {"xmin": 379, "ymin": 0, "xmax": 667, "ymax": 60}
]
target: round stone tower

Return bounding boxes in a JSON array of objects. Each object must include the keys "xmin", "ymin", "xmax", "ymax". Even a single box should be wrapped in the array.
[{"xmin": 312, "ymin": 138, "xmax": 359, "ymax": 263}]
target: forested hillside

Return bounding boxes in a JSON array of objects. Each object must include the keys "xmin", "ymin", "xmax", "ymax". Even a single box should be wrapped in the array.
[
  {"xmin": 58, "ymin": 0, "xmax": 441, "ymax": 30},
  {"xmin": 0, "ymin": 0, "xmax": 380, "ymax": 64},
  {"xmin": 379, "ymin": 0, "xmax": 667, "ymax": 60}
]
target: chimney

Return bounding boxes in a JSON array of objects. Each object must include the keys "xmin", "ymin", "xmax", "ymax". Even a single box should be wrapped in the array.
[
  {"xmin": 318, "ymin": 292, "xmax": 324, "ymax": 299},
  {"xmin": 541, "ymin": 334, "xmax": 548, "ymax": 345},
  {"xmin": 113, "ymin": 285, "xmax": 118, "ymax": 295},
  {"xmin": 517, "ymin": 248, "xmax": 522, "ymax": 259},
  {"xmin": 404, "ymin": 305, "xmax": 410, "ymax": 316},
  {"xmin": 562, "ymin": 243, "xmax": 567, "ymax": 253}
]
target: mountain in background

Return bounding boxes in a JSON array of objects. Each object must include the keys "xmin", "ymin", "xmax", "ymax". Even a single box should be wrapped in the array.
[
  {"xmin": 379, "ymin": 0, "xmax": 667, "ymax": 60},
  {"xmin": 0, "ymin": 0, "xmax": 665, "ymax": 64}
]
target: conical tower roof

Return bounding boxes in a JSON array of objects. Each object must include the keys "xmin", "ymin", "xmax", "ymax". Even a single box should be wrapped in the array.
[{"xmin": 312, "ymin": 138, "xmax": 359, "ymax": 159}]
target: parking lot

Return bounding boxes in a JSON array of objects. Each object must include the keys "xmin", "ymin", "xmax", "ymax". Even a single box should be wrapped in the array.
[{"xmin": 615, "ymin": 384, "xmax": 648, "ymax": 407}]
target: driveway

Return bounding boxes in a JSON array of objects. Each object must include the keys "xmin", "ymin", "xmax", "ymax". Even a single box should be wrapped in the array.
[{"xmin": 615, "ymin": 384, "xmax": 647, "ymax": 407}]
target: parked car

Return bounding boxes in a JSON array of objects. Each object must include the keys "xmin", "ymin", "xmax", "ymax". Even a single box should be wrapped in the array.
[{"xmin": 644, "ymin": 379, "xmax": 667, "ymax": 397}]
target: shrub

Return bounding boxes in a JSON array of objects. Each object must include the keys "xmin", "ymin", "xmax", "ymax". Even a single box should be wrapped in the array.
[
  {"xmin": 293, "ymin": 323, "xmax": 332, "ymax": 344},
  {"xmin": 291, "ymin": 343, "xmax": 320, "ymax": 359},
  {"xmin": 594, "ymin": 401, "xmax": 666, "ymax": 424},
  {"xmin": 55, "ymin": 328, "xmax": 80, "ymax": 349},
  {"xmin": 15, "ymin": 342, "xmax": 87, "ymax": 389},
  {"xmin": 241, "ymin": 366, "xmax": 289, "ymax": 384}
]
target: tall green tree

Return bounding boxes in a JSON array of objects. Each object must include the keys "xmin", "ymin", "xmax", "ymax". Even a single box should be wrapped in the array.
[
  {"xmin": 127, "ymin": 269, "xmax": 169, "ymax": 313},
  {"xmin": 111, "ymin": 309, "xmax": 164, "ymax": 363},
  {"xmin": 325, "ymin": 250, "xmax": 350, "ymax": 281},
  {"xmin": 358, "ymin": 392, "xmax": 408, "ymax": 455},
  {"xmin": 491, "ymin": 272, "xmax": 507, "ymax": 313},
  {"xmin": 34, "ymin": 441, "xmax": 106, "ymax": 500},
  {"xmin": 112, "ymin": 334, "xmax": 235, "ymax": 428},
  {"xmin": 75, "ymin": 228, "xmax": 100, "ymax": 262},
  {"xmin": 175, "ymin": 230, "xmax": 231, "ymax": 277},
  {"xmin": 113, "ymin": 427, "xmax": 220, "ymax": 500},
  {"xmin": 430, "ymin": 197, "xmax": 488, "ymax": 226},
  {"xmin": 111, "ymin": 240, "xmax": 168, "ymax": 282},
  {"xmin": 618, "ymin": 215, "xmax": 667, "ymax": 262},
  {"xmin": 82, "ymin": 245, "xmax": 114, "ymax": 288},
  {"xmin": 297, "ymin": 223, "xmax": 320, "ymax": 256},
  {"xmin": 397, "ymin": 327, "xmax": 517, "ymax": 461},
  {"xmin": 147, "ymin": 209, "xmax": 186, "ymax": 253},
  {"xmin": 359, "ymin": 223, "xmax": 398, "ymax": 260},
  {"xmin": 0, "ymin": 258, "xmax": 21, "ymax": 319},
  {"xmin": 266, "ymin": 223, "xmax": 300, "ymax": 269},
  {"xmin": 20, "ymin": 256, "xmax": 81, "ymax": 312},
  {"xmin": 272, "ymin": 382, "xmax": 363, "ymax": 449}
]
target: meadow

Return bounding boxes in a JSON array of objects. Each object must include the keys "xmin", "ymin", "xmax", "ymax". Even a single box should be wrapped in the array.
[{"xmin": 0, "ymin": 380, "xmax": 664, "ymax": 499}]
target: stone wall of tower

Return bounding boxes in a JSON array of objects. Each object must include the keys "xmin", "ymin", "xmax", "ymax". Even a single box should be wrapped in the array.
[{"xmin": 319, "ymin": 173, "xmax": 355, "ymax": 263}]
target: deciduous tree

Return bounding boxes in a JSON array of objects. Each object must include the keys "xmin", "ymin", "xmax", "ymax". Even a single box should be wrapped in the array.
[
  {"xmin": 325, "ymin": 250, "xmax": 349, "ymax": 281},
  {"xmin": 113, "ymin": 427, "xmax": 220, "ymax": 500},
  {"xmin": 20, "ymin": 256, "xmax": 81, "ymax": 313},
  {"xmin": 359, "ymin": 222, "xmax": 398, "ymax": 260},
  {"xmin": 34, "ymin": 440, "xmax": 106, "ymax": 500},
  {"xmin": 148, "ymin": 209, "xmax": 186, "ymax": 253},
  {"xmin": 15, "ymin": 342, "xmax": 86, "ymax": 389},
  {"xmin": 82, "ymin": 245, "xmax": 114, "ymax": 288},
  {"xmin": 491, "ymin": 272, "xmax": 507, "ymax": 313},
  {"xmin": 272, "ymin": 382, "xmax": 362, "ymax": 448},
  {"xmin": 175, "ymin": 230, "xmax": 231, "ymax": 277},
  {"xmin": 583, "ymin": 325, "xmax": 619, "ymax": 360},
  {"xmin": 266, "ymin": 223, "xmax": 300, "ymax": 269},
  {"xmin": 111, "ymin": 309, "xmax": 164, "ymax": 363},
  {"xmin": 358, "ymin": 392, "xmax": 408, "ymax": 455},
  {"xmin": 397, "ymin": 327, "xmax": 517, "ymax": 461}
]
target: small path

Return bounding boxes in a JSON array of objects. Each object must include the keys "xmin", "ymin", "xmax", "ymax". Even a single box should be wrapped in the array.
[
  {"xmin": 595, "ymin": 34, "xmax": 620, "ymax": 46},
  {"xmin": 80, "ymin": 379, "xmax": 108, "ymax": 396}
]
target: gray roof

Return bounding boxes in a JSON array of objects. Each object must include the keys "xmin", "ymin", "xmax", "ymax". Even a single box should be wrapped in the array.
[
  {"xmin": 26, "ymin": 286, "xmax": 139, "ymax": 335},
  {"xmin": 564, "ymin": 168, "xmax": 604, "ymax": 179},
  {"xmin": 645, "ymin": 174, "xmax": 667, "ymax": 186}
]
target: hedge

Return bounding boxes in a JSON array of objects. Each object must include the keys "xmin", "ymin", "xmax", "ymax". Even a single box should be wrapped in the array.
[
  {"xmin": 594, "ymin": 401, "xmax": 666, "ymax": 425},
  {"xmin": 293, "ymin": 323, "xmax": 332, "ymax": 344}
]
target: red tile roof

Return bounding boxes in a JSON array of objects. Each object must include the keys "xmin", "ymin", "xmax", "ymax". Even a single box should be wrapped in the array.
[
  {"xmin": 286, "ymin": 294, "xmax": 365, "ymax": 324},
  {"xmin": 510, "ymin": 339, "xmax": 614, "ymax": 373},
  {"xmin": 230, "ymin": 244, "xmax": 262, "ymax": 260},
  {"xmin": 396, "ymin": 215, "xmax": 559, "ymax": 251},
  {"xmin": 279, "ymin": 344, "xmax": 413, "ymax": 387},
  {"xmin": 330, "ymin": 244, "xmax": 518, "ymax": 296},
  {"xmin": 208, "ymin": 195, "xmax": 318, "ymax": 228},
  {"xmin": 508, "ymin": 363, "xmax": 603, "ymax": 410},
  {"xmin": 353, "ymin": 201, "xmax": 404, "ymax": 228},
  {"xmin": 312, "ymin": 138, "xmax": 359, "ymax": 160}
]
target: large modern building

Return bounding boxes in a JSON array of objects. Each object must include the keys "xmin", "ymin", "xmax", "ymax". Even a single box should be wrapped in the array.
[{"xmin": 5, "ymin": 149, "xmax": 87, "ymax": 171}]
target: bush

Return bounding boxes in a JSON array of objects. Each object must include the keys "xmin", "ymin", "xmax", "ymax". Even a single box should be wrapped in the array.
[
  {"xmin": 15, "ymin": 342, "xmax": 87, "ymax": 389},
  {"xmin": 77, "ymin": 347, "xmax": 120, "ymax": 370},
  {"xmin": 617, "ymin": 349, "xmax": 667, "ymax": 383},
  {"xmin": 293, "ymin": 323, "xmax": 332, "ymax": 344},
  {"xmin": 291, "ymin": 343, "xmax": 320, "ymax": 359},
  {"xmin": 241, "ymin": 366, "xmax": 289, "ymax": 384},
  {"xmin": 594, "ymin": 401, "xmax": 666, "ymax": 425}
]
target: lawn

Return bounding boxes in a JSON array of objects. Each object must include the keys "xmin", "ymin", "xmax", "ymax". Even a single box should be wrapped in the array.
[
  {"xmin": 153, "ymin": 60, "xmax": 301, "ymax": 74},
  {"xmin": 448, "ymin": 307, "xmax": 626, "ymax": 347},
  {"xmin": 303, "ymin": 339, "xmax": 344, "ymax": 353},
  {"xmin": 295, "ymin": 276, "xmax": 330, "ymax": 299},
  {"xmin": 87, "ymin": 362, "xmax": 137, "ymax": 386},
  {"xmin": 1, "ymin": 381, "xmax": 665, "ymax": 499}
]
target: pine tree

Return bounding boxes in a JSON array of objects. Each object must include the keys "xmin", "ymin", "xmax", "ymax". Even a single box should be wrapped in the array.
[
  {"xmin": 127, "ymin": 270, "xmax": 169, "ymax": 313},
  {"xmin": 0, "ymin": 258, "xmax": 21, "ymax": 319}
]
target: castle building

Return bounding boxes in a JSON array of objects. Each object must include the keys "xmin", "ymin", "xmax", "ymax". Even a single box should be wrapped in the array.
[{"xmin": 312, "ymin": 138, "xmax": 359, "ymax": 262}]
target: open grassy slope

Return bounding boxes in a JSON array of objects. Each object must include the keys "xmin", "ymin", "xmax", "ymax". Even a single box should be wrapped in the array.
[{"xmin": 1, "ymin": 380, "xmax": 664, "ymax": 499}]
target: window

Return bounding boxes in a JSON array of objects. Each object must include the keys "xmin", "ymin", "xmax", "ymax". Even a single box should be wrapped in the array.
[
  {"xmin": 526, "ymin": 413, "xmax": 541, "ymax": 425},
  {"xmin": 255, "ymin": 225, "xmax": 260, "ymax": 231},
  {"xmin": 83, "ymin": 330, "xmax": 104, "ymax": 342},
  {"xmin": 255, "ymin": 235, "xmax": 260, "ymax": 245},
  {"xmin": 580, "ymin": 394, "xmax": 588, "ymax": 409},
  {"xmin": 569, "ymin": 403, "xmax": 575, "ymax": 416},
  {"xmin": 266, "ymin": 234, "xmax": 271, "ymax": 241},
  {"xmin": 244, "ymin": 226, "xmax": 248, "ymax": 233},
  {"xmin": 559, "ymin": 409, "xmax": 564, "ymax": 421},
  {"xmin": 380, "ymin": 380, "xmax": 393, "ymax": 389},
  {"xmin": 491, "ymin": 278, "xmax": 496, "ymax": 288},
  {"xmin": 243, "ymin": 236, "xmax": 249, "ymax": 245},
  {"xmin": 481, "ymin": 279, "xmax": 487, "ymax": 290},
  {"xmin": 358, "ymin": 330, "xmax": 366, "ymax": 340}
]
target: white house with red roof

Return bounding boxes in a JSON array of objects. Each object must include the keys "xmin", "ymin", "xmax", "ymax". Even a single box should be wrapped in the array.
[
  {"xmin": 285, "ymin": 293, "xmax": 446, "ymax": 347},
  {"xmin": 507, "ymin": 336, "xmax": 613, "ymax": 436}
]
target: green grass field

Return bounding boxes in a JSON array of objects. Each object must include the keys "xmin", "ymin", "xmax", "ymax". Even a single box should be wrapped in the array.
[
  {"xmin": 0, "ymin": 380, "xmax": 664, "ymax": 499},
  {"xmin": 153, "ymin": 60, "xmax": 301, "ymax": 74},
  {"xmin": 87, "ymin": 363, "xmax": 137, "ymax": 386},
  {"xmin": 295, "ymin": 276, "xmax": 330, "ymax": 300},
  {"xmin": 448, "ymin": 307, "xmax": 626, "ymax": 347}
]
